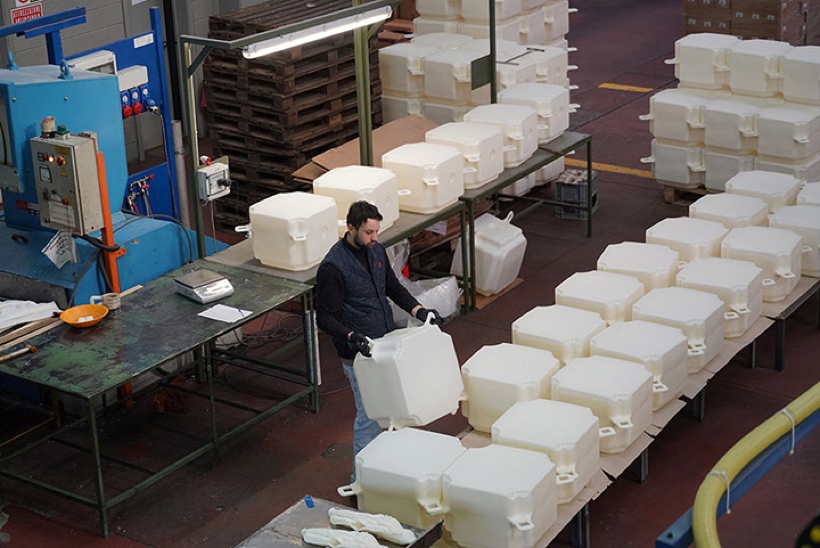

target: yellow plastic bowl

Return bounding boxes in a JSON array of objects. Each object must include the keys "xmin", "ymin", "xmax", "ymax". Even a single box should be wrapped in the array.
[{"xmin": 60, "ymin": 304, "xmax": 109, "ymax": 328}]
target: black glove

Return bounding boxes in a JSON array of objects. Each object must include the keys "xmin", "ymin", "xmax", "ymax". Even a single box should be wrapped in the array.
[
  {"xmin": 349, "ymin": 332, "xmax": 371, "ymax": 357},
  {"xmin": 415, "ymin": 307, "xmax": 444, "ymax": 327}
]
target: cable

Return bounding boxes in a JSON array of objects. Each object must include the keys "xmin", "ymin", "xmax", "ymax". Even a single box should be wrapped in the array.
[
  {"xmin": 79, "ymin": 233, "xmax": 120, "ymax": 252},
  {"xmin": 114, "ymin": 212, "xmax": 194, "ymax": 264}
]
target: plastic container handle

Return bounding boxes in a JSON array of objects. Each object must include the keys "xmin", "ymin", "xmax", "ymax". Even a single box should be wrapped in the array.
[
  {"xmin": 422, "ymin": 177, "xmax": 440, "ymax": 187},
  {"xmin": 640, "ymin": 155, "xmax": 655, "ymax": 164},
  {"xmin": 422, "ymin": 500, "xmax": 445, "ymax": 515},
  {"xmin": 568, "ymin": 64, "xmax": 579, "ymax": 71},
  {"xmin": 398, "ymin": 189, "xmax": 412, "ymax": 196},
  {"xmin": 653, "ymin": 378, "xmax": 669, "ymax": 393},
  {"xmin": 802, "ymin": 245, "xmax": 815, "ymax": 254},
  {"xmin": 638, "ymin": 113, "xmax": 653, "ymax": 121},
  {"xmin": 740, "ymin": 128, "xmax": 759, "ymax": 137},
  {"xmin": 688, "ymin": 346, "xmax": 705, "ymax": 357},
  {"xmin": 762, "ymin": 278, "xmax": 776, "ymax": 287},
  {"xmin": 664, "ymin": 57, "xmax": 678, "ymax": 65},
  {"xmin": 556, "ymin": 469, "xmax": 578, "ymax": 485},
  {"xmin": 725, "ymin": 311, "xmax": 740, "ymax": 321},
  {"xmin": 510, "ymin": 517, "xmax": 535, "ymax": 532},
  {"xmin": 613, "ymin": 417, "xmax": 633, "ymax": 429},
  {"xmin": 292, "ymin": 234, "xmax": 308, "ymax": 241},
  {"xmin": 599, "ymin": 426, "xmax": 617, "ymax": 438},
  {"xmin": 235, "ymin": 224, "xmax": 250, "ymax": 233},
  {"xmin": 688, "ymin": 120, "xmax": 705, "ymax": 129},
  {"xmin": 776, "ymin": 269, "xmax": 795, "ymax": 279},
  {"xmin": 503, "ymin": 211, "xmax": 515, "ymax": 223},
  {"xmin": 337, "ymin": 484, "xmax": 358, "ymax": 497},
  {"xmin": 568, "ymin": 47, "xmax": 578, "ymax": 53}
]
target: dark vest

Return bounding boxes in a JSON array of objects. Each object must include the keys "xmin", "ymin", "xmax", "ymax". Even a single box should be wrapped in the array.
[{"xmin": 321, "ymin": 238, "xmax": 395, "ymax": 342}]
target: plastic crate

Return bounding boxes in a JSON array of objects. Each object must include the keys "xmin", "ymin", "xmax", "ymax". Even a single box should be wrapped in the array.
[{"xmin": 556, "ymin": 169, "xmax": 599, "ymax": 220}]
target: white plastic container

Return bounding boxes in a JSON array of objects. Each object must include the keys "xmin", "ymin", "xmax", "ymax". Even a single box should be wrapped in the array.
[
  {"xmin": 535, "ymin": 156, "xmax": 565, "ymax": 185},
  {"xmin": 768, "ymin": 205, "xmax": 820, "ymax": 277},
  {"xmin": 426, "ymin": 122, "xmax": 505, "ymax": 188},
  {"xmin": 646, "ymin": 217, "xmax": 729, "ymax": 263},
  {"xmin": 461, "ymin": 0, "xmax": 524, "ymax": 22},
  {"xmin": 247, "ymin": 192, "xmax": 336, "ymax": 271},
  {"xmin": 524, "ymin": 45, "xmax": 572, "ymax": 87},
  {"xmin": 442, "ymin": 445, "xmax": 557, "ymax": 548},
  {"xmin": 422, "ymin": 100, "xmax": 471, "ymax": 124},
  {"xmin": 704, "ymin": 150, "xmax": 756, "ymax": 192},
  {"xmin": 642, "ymin": 139, "xmax": 705, "ymax": 189},
  {"xmin": 756, "ymin": 103, "xmax": 820, "ymax": 161},
  {"xmin": 498, "ymin": 82, "xmax": 573, "ymax": 143},
  {"xmin": 416, "ymin": 0, "xmax": 460, "ymax": 19},
  {"xmin": 555, "ymin": 270, "xmax": 646, "ymax": 325},
  {"xmin": 338, "ymin": 428, "xmax": 466, "ymax": 529},
  {"xmin": 424, "ymin": 48, "xmax": 489, "ymax": 104},
  {"xmin": 755, "ymin": 152, "xmax": 820, "ymax": 184},
  {"xmin": 461, "ymin": 343, "xmax": 560, "ymax": 432},
  {"xmin": 590, "ymin": 320, "xmax": 688, "ymax": 410},
  {"xmin": 382, "ymin": 142, "xmax": 465, "ymax": 214},
  {"xmin": 724, "ymin": 170, "xmax": 802, "ymax": 212},
  {"xmin": 728, "ymin": 39, "xmax": 793, "ymax": 97},
  {"xmin": 511, "ymin": 305, "xmax": 607, "ymax": 366},
  {"xmin": 413, "ymin": 16, "xmax": 461, "ymax": 35},
  {"xmin": 667, "ymin": 33, "xmax": 741, "ymax": 90},
  {"xmin": 383, "ymin": 94, "xmax": 424, "ymax": 122},
  {"xmin": 689, "ymin": 193, "xmax": 770, "ymax": 229},
  {"xmin": 492, "ymin": 399, "xmax": 601, "ymax": 504},
  {"xmin": 597, "ymin": 242, "xmax": 680, "ymax": 291},
  {"xmin": 703, "ymin": 96, "xmax": 763, "ymax": 154},
  {"xmin": 494, "ymin": 45, "xmax": 539, "ymax": 89},
  {"xmin": 451, "ymin": 212, "xmax": 527, "ymax": 296},
  {"xmin": 312, "ymin": 165, "xmax": 400, "ymax": 237},
  {"xmin": 503, "ymin": 173, "xmax": 536, "ymax": 196},
  {"xmin": 353, "ymin": 319, "xmax": 464, "ymax": 429},
  {"xmin": 640, "ymin": 88, "xmax": 719, "ymax": 145},
  {"xmin": 632, "ymin": 287, "xmax": 725, "ymax": 373},
  {"xmin": 458, "ymin": 18, "xmax": 522, "ymax": 42},
  {"xmin": 676, "ymin": 257, "xmax": 764, "ymax": 338},
  {"xmin": 781, "ymin": 46, "xmax": 820, "ymax": 105},
  {"xmin": 518, "ymin": 9, "xmax": 548, "ymax": 45},
  {"xmin": 464, "ymin": 104, "xmax": 539, "ymax": 168},
  {"xmin": 797, "ymin": 182, "xmax": 820, "ymax": 206},
  {"xmin": 551, "ymin": 356, "xmax": 653, "ymax": 454},
  {"xmin": 542, "ymin": 1, "xmax": 573, "ymax": 41},
  {"xmin": 721, "ymin": 226, "xmax": 804, "ymax": 301},
  {"xmin": 411, "ymin": 32, "xmax": 474, "ymax": 50},
  {"xmin": 379, "ymin": 43, "xmax": 440, "ymax": 97}
]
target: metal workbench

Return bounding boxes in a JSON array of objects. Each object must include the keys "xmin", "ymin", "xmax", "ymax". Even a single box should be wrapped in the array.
[{"xmin": 0, "ymin": 260, "xmax": 319, "ymax": 537}]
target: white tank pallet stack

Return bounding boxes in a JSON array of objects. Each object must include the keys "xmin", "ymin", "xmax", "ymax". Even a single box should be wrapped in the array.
[
  {"xmin": 463, "ymin": 104, "xmax": 539, "ymax": 168},
  {"xmin": 724, "ymin": 170, "xmax": 802, "ymax": 213},
  {"xmin": 645, "ymin": 217, "xmax": 728, "ymax": 263},
  {"xmin": 689, "ymin": 193, "xmax": 769, "ymax": 229},
  {"xmin": 425, "ymin": 122, "xmax": 505, "ymax": 189},
  {"xmin": 551, "ymin": 356, "xmax": 654, "ymax": 454},
  {"xmin": 590, "ymin": 320, "xmax": 689, "ymax": 410},
  {"xmin": 461, "ymin": 343, "xmax": 560, "ymax": 432},
  {"xmin": 769, "ymin": 205, "xmax": 820, "ymax": 277},
  {"xmin": 382, "ymin": 142, "xmax": 465, "ymax": 214},
  {"xmin": 554, "ymin": 270, "xmax": 646, "ymax": 325},
  {"xmin": 596, "ymin": 242, "xmax": 680, "ymax": 291},
  {"xmin": 511, "ymin": 305, "xmax": 607, "ymax": 366},
  {"xmin": 493, "ymin": 399, "xmax": 601, "ymax": 504}
]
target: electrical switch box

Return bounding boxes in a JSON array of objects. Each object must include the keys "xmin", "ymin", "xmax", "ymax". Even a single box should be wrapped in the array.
[
  {"xmin": 30, "ymin": 134, "xmax": 102, "ymax": 235},
  {"xmin": 197, "ymin": 156, "xmax": 231, "ymax": 201}
]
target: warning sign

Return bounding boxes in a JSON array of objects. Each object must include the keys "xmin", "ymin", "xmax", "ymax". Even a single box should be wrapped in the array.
[{"xmin": 11, "ymin": 4, "xmax": 43, "ymax": 24}]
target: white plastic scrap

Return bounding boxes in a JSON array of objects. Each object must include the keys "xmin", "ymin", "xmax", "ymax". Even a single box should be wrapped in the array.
[
  {"xmin": 328, "ymin": 507, "xmax": 417, "ymax": 545},
  {"xmin": 301, "ymin": 528, "xmax": 386, "ymax": 548}
]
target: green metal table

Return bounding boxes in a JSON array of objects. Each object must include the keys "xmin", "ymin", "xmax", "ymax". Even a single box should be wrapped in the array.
[
  {"xmin": 459, "ymin": 131, "xmax": 593, "ymax": 309},
  {"xmin": 0, "ymin": 259, "xmax": 319, "ymax": 537}
]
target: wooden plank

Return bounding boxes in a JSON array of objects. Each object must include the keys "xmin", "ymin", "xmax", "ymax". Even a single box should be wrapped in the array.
[{"xmin": 662, "ymin": 184, "xmax": 710, "ymax": 205}]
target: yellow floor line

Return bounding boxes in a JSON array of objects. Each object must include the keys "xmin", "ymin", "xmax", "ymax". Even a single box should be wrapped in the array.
[
  {"xmin": 598, "ymin": 82, "xmax": 655, "ymax": 93},
  {"xmin": 565, "ymin": 157, "xmax": 655, "ymax": 179}
]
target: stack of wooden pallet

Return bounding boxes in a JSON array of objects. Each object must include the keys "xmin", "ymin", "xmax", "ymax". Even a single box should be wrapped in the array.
[
  {"xmin": 205, "ymin": 0, "xmax": 383, "ymax": 230},
  {"xmin": 682, "ymin": 0, "xmax": 818, "ymax": 45}
]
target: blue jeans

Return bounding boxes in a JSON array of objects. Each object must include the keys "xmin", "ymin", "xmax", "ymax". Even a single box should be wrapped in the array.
[{"xmin": 342, "ymin": 359, "xmax": 383, "ymax": 461}]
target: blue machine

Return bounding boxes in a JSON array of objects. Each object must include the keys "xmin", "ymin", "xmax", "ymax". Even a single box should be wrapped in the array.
[{"xmin": 0, "ymin": 8, "xmax": 223, "ymax": 308}]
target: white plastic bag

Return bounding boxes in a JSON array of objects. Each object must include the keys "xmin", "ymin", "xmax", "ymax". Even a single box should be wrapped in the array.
[{"xmin": 391, "ymin": 276, "xmax": 460, "ymax": 327}]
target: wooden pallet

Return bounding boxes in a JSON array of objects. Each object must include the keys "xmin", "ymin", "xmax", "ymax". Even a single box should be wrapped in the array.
[{"xmin": 662, "ymin": 184, "xmax": 711, "ymax": 205}]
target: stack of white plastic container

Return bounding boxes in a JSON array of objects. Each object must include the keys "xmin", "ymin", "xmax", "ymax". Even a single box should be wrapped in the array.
[{"xmin": 641, "ymin": 34, "xmax": 820, "ymax": 191}]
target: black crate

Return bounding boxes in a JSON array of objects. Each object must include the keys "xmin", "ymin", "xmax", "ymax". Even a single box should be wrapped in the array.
[{"xmin": 555, "ymin": 169, "xmax": 599, "ymax": 220}]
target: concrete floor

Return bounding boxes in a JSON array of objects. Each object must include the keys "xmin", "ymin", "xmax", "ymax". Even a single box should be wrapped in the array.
[{"xmin": 2, "ymin": 0, "xmax": 820, "ymax": 546}]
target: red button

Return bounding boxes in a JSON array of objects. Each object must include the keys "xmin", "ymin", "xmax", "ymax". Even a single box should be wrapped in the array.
[
  {"xmin": 132, "ymin": 102, "xmax": 144, "ymax": 115},
  {"xmin": 122, "ymin": 105, "xmax": 133, "ymax": 119},
  {"xmin": 62, "ymin": 197, "xmax": 70, "ymax": 205}
]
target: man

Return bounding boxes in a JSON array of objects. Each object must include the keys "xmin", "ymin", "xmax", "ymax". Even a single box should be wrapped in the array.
[{"xmin": 316, "ymin": 201, "xmax": 443, "ymax": 460}]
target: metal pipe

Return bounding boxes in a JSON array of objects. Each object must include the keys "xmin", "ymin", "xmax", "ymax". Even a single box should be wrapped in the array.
[
  {"xmin": 172, "ymin": 120, "xmax": 192, "ymax": 229},
  {"xmin": 180, "ymin": 42, "xmax": 206, "ymax": 258}
]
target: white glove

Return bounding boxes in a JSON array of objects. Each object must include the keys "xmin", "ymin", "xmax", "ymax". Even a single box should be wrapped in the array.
[
  {"xmin": 301, "ymin": 527, "xmax": 386, "ymax": 548},
  {"xmin": 328, "ymin": 507, "xmax": 417, "ymax": 545}
]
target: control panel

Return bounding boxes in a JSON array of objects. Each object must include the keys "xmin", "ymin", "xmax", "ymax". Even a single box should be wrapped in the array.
[{"xmin": 30, "ymin": 134, "xmax": 102, "ymax": 235}]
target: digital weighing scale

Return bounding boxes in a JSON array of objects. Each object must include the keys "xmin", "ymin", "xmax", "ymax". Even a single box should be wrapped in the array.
[{"xmin": 173, "ymin": 269, "xmax": 234, "ymax": 304}]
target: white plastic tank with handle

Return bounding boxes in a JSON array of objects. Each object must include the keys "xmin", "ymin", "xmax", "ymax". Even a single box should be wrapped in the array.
[
  {"xmin": 781, "ymin": 46, "xmax": 820, "ymax": 105},
  {"xmin": 524, "ymin": 45, "xmax": 573, "ymax": 87},
  {"xmin": 383, "ymin": 95, "xmax": 424, "ymax": 122},
  {"xmin": 464, "ymin": 104, "xmax": 539, "ymax": 168},
  {"xmin": 461, "ymin": 343, "xmax": 560, "ymax": 432},
  {"xmin": 555, "ymin": 270, "xmax": 646, "ymax": 325},
  {"xmin": 665, "ymin": 33, "xmax": 740, "ymax": 90},
  {"xmin": 767, "ymin": 205, "xmax": 820, "ymax": 277},
  {"xmin": 704, "ymin": 150, "xmax": 756, "ymax": 192},
  {"xmin": 721, "ymin": 226, "xmax": 804, "ymax": 301},
  {"xmin": 590, "ymin": 320, "xmax": 688, "ymax": 410},
  {"xmin": 797, "ymin": 182, "xmax": 820, "ymax": 206},
  {"xmin": 703, "ymin": 96, "xmax": 764, "ymax": 154},
  {"xmin": 353, "ymin": 316, "xmax": 464, "ymax": 429},
  {"xmin": 379, "ymin": 43, "xmax": 440, "ymax": 98},
  {"xmin": 422, "ymin": 100, "xmax": 471, "ymax": 124},
  {"xmin": 754, "ymin": 151, "xmax": 820, "ymax": 184},
  {"xmin": 312, "ymin": 165, "xmax": 400, "ymax": 237},
  {"xmin": 492, "ymin": 399, "xmax": 601, "ymax": 504},
  {"xmin": 511, "ymin": 305, "xmax": 607, "ymax": 366},
  {"xmin": 727, "ymin": 39, "xmax": 793, "ymax": 97},
  {"xmin": 244, "ymin": 192, "xmax": 337, "ymax": 271},
  {"xmin": 676, "ymin": 257, "xmax": 764, "ymax": 338},
  {"xmin": 755, "ymin": 103, "xmax": 820, "ymax": 162},
  {"xmin": 646, "ymin": 217, "xmax": 728, "ymax": 263},
  {"xmin": 441, "ymin": 445, "xmax": 558, "ymax": 548},
  {"xmin": 337, "ymin": 428, "xmax": 466, "ymax": 529},
  {"xmin": 689, "ymin": 193, "xmax": 770, "ymax": 229},
  {"xmin": 517, "ymin": 9, "xmax": 548, "ymax": 47},
  {"xmin": 411, "ymin": 32, "xmax": 474, "ymax": 50},
  {"xmin": 639, "ymin": 88, "xmax": 720, "ymax": 145},
  {"xmin": 551, "ymin": 356, "xmax": 654, "ymax": 454},
  {"xmin": 492, "ymin": 45, "xmax": 539, "ymax": 90},
  {"xmin": 542, "ymin": 1, "xmax": 575, "ymax": 41},
  {"xmin": 724, "ymin": 170, "xmax": 802, "ymax": 213},
  {"xmin": 451, "ymin": 212, "xmax": 527, "ymax": 296},
  {"xmin": 426, "ymin": 122, "xmax": 505, "ymax": 189},
  {"xmin": 423, "ymin": 48, "xmax": 489, "ymax": 104},
  {"xmin": 597, "ymin": 241, "xmax": 680, "ymax": 291},
  {"xmin": 632, "ymin": 287, "xmax": 725, "ymax": 373},
  {"xmin": 382, "ymin": 142, "xmax": 465, "ymax": 214},
  {"xmin": 498, "ymin": 82, "xmax": 575, "ymax": 143},
  {"xmin": 641, "ymin": 139, "xmax": 705, "ymax": 189}
]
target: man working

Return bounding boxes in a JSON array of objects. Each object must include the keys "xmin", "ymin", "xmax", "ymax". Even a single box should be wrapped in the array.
[{"xmin": 316, "ymin": 201, "xmax": 443, "ymax": 460}]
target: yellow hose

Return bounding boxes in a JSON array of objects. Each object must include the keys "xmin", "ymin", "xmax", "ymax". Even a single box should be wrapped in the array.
[{"xmin": 692, "ymin": 380, "xmax": 820, "ymax": 547}]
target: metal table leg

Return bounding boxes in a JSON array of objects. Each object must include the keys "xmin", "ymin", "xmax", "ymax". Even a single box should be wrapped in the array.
[
  {"xmin": 87, "ymin": 399, "xmax": 109, "ymax": 537},
  {"xmin": 458, "ymin": 207, "xmax": 471, "ymax": 312},
  {"xmin": 206, "ymin": 343, "xmax": 220, "ymax": 467},
  {"xmin": 571, "ymin": 503, "xmax": 591, "ymax": 548},
  {"xmin": 692, "ymin": 390, "xmax": 706, "ymax": 422},
  {"xmin": 302, "ymin": 291, "xmax": 320, "ymax": 413},
  {"xmin": 467, "ymin": 203, "xmax": 477, "ymax": 311},
  {"xmin": 585, "ymin": 140, "xmax": 593, "ymax": 238},
  {"xmin": 635, "ymin": 448, "xmax": 649, "ymax": 483},
  {"xmin": 748, "ymin": 340, "xmax": 756, "ymax": 369},
  {"xmin": 775, "ymin": 318, "xmax": 785, "ymax": 371}
]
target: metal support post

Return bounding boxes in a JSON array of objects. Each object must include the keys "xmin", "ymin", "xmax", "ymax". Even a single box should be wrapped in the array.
[
  {"xmin": 88, "ymin": 399, "xmax": 109, "ymax": 537},
  {"xmin": 571, "ymin": 504, "xmax": 591, "ymax": 548},
  {"xmin": 692, "ymin": 390, "xmax": 706, "ymax": 422},
  {"xmin": 635, "ymin": 448, "xmax": 649, "ymax": 483}
]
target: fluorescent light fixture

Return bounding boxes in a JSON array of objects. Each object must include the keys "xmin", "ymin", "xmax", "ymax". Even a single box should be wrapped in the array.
[{"xmin": 242, "ymin": 5, "xmax": 392, "ymax": 59}]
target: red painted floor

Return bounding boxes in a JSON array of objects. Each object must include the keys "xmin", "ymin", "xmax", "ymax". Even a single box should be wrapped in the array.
[{"xmin": 2, "ymin": 0, "xmax": 820, "ymax": 547}]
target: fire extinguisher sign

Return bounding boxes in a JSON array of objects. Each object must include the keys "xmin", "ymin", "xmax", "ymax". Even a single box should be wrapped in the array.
[{"xmin": 11, "ymin": 0, "xmax": 44, "ymax": 24}]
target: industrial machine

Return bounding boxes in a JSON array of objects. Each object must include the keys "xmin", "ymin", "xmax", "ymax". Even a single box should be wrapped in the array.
[{"xmin": 0, "ymin": 8, "xmax": 224, "ymax": 308}]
